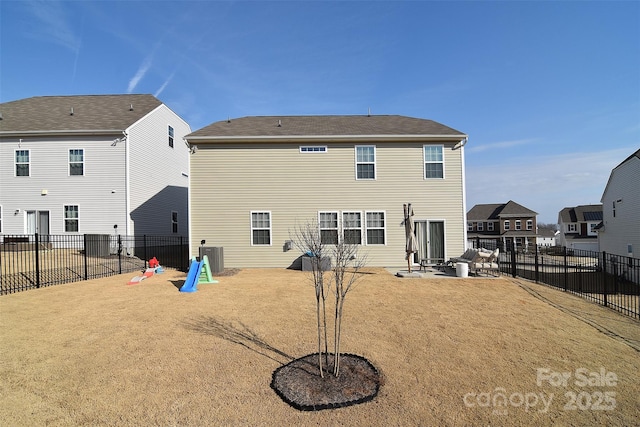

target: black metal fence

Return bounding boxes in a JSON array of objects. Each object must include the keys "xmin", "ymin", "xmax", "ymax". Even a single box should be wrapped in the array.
[
  {"xmin": 470, "ymin": 238, "xmax": 639, "ymax": 320},
  {"xmin": 1, "ymin": 233, "xmax": 189, "ymax": 295}
]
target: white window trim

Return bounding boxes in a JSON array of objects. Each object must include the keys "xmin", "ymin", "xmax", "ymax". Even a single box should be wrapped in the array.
[
  {"xmin": 526, "ymin": 220, "xmax": 533, "ymax": 231},
  {"xmin": 365, "ymin": 210, "xmax": 387, "ymax": 245},
  {"xmin": 69, "ymin": 148, "xmax": 84, "ymax": 176},
  {"xmin": 355, "ymin": 145, "xmax": 376, "ymax": 180},
  {"xmin": 15, "ymin": 149, "xmax": 30, "ymax": 177},
  {"xmin": 342, "ymin": 211, "xmax": 363, "ymax": 245},
  {"xmin": 504, "ymin": 220, "xmax": 510, "ymax": 231},
  {"xmin": 300, "ymin": 145, "xmax": 327, "ymax": 153},
  {"xmin": 488, "ymin": 222, "xmax": 494, "ymax": 231},
  {"xmin": 318, "ymin": 211, "xmax": 339, "ymax": 245},
  {"xmin": 63, "ymin": 204, "xmax": 80, "ymax": 233},
  {"xmin": 567, "ymin": 223, "xmax": 577, "ymax": 232},
  {"xmin": 250, "ymin": 211, "xmax": 272, "ymax": 246},
  {"xmin": 168, "ymin": 125, "xmax": 174, "ymax": 148},
  {"xmin": 423, "ymin": 144, "xmax": 445, "ymax": 179},
  {"xmin": 467, "ymin": 222, "xmax": 473, "ymax": 232},
  {"xmin": 515, "ymin": 220, "xmax": 522, "ymax": 231},
  {"xmin": 477, "ymin": 222, "xmax": 483, "ymax": 231}
]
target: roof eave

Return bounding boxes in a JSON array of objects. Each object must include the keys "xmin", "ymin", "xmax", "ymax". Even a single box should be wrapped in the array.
[
  {"xmin": 0, "ymin": 129, "xmax": 125, "ymax": 138},
  {"xmin": 186, "ymin": 134, "xmax": 468, "ymax": 143}
]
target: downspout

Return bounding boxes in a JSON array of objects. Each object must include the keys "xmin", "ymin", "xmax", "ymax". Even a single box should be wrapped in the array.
[{"xmin": 457, "ymin": 138, "xmax": 469, "ymax": 250}]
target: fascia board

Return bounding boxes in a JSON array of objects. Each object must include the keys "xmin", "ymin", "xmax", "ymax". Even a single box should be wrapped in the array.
[{"xmin": 186, "ymin": 134, "xmax": 468, "ymax": 143}]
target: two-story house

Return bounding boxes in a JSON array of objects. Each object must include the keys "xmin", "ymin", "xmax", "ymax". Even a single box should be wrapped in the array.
[
  {"xmin": 557, "ymin": 204, "xmax": 602, "ymax": 252},
  {"xmin": 598, "ymin": 149, "xmax": 640, "ymax": 258},
  {"xmin": 185, "ymin": 115, "xmax": 468, "ymax": 268},
  {"xmin": 0, "ymin": 94, "xmax": 191, "ymax": 240},
  {"xmin": 467, "ymin": 200, "xmax": 538, "ymax": 251}
]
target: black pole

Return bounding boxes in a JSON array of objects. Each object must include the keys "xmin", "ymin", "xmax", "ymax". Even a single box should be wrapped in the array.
[
  {"xmin": 534, "ymin": 245, "xmax": 539, "ymax": 283},
  {"xmin": 602, "ymin": 251, "xmax": 608, "ymax": 307},
  {"xmin": 563, "ymin": 246, "xmax": 568, "ymax": 291},
  {"xmin": 83, "ymin": 234, "xmax": 88, "ymax": 280},
  {"xmin": 35, "ymin": 233, "xmax": 41, "ymax": 288},
  {"xmin": 510, "ymin": 244, "xmax": 517, "ymax": 278},
  {"xmin": 117, "ymin": 235, "xmax": 123, "ymax": 274}
]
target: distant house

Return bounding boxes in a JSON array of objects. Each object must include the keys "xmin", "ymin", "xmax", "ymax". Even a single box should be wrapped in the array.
[
  {"xmin": 0, "ymin": 95, "xmax": 191, "ymax": 239},
  {"xmin": 557, "ymin": 204, "xmax": 602, "ymax": 252},
  {"xmin": 598, "ymin": 149, "xmax": 640, "ymax": 258},
  {"xmin": 537, "ymin": 228, "xmax": 559, "ymax": 247},
  {"xmin": 466, "ymin": 200, "xmax": 538, "ymax": 251},
  {"xmin": 186, "ymin": 115, "xmax": 468, "ymax": 268}
]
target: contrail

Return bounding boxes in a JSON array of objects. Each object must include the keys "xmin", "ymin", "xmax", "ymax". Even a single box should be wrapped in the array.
[{"xmin": 128, "ymin": 55, "xmax": 152, "ymax": 93}]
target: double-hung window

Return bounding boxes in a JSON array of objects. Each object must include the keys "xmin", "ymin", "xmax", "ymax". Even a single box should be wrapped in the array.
[
  {"xmin": 69, "ymin": 149, "xmax": 84, "ymax": 176},
  {"xmin": 366, "ymin": 211, "xmax": 386, "ymax": 245},
  {"xmin": 468, "ymin": 222, "xmax": 473, "ymax": 231},
  {"xmin": 515, "ymin": 220, "xmax": 522, "ymax": 230},
  {"xmin": 15, "ymin": 150, "xmax": 30, "ymax": 176},
  {"xmin": 319, "ymin": 212, "xmax": 339, "ymax": 244},
  {"xmin": 526, "ymin": 220, "xmax": 533, "ymax": 230},
  {"xmin": 342, "ymin": 212, "xmax": 362, "ymax": 244},
  {"xmin": 504, "ymin": 220, "xmax": 510, "ymax": 231},
  {"xmin": 355, "ymin": 146, "xmax": 376, "ymax": 180},
  {"xmin": 477, "ymin": 222, "xmax": 484, "ymax": 231},
  {"xmin": 488, "ymin": 222, "xmax": 494, "ymax": 231},
  {"xmin": 64, "ymin": 205, "xmax": 79, "ymax": 232},
  {"xmin": 424, "ymin": 145, "xmax": 444, "ymax": 179},
  {"xmin": 168, "ymin": 125, "xmax": 174, "ymax": 148},
  {"xmin": 251, "ymin": 212, "xmax": 271, "ymax": 245}
]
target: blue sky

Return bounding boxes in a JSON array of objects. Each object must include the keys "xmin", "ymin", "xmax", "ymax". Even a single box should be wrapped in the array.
[{"xmin": 1, "ymin": 1, "xmax": 638, "ymax": 224}]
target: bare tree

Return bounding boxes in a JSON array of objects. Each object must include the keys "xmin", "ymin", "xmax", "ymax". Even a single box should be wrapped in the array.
[
  {"xmin": 289, "ymin": 219, "xmax": 328, "ymax": 377},
  {"xmin": 290, "ymin": 219, "xmax": 368, "ymax": 378}
]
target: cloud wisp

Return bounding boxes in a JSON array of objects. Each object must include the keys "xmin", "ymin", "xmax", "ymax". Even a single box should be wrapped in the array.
[
  {"xmin": 127, "ymin": 55, "xmax": 153, "ymax": 93},
  {"xmin": 467, "ymin": 138, "xmax": 536, "ymax": 153},
  {"xmin": 26, "ymin": 0, "xmax": 82, "ymax": 52}
]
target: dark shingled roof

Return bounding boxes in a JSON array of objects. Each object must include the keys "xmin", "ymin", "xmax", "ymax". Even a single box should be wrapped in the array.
[
  {"xmin": 467, "ymin": 200, "xmax": 537, "ymax": 220},
  {"xmin": 558, "ymin": 204, "xmax": 603, "ymax": 223},
  {"xmin": 0, "ymin": 95, "xmax": 163, "ymax": 134},
  {"xmin": 187, "ymin": 115, "xmax": 466, "ymax": 138}
]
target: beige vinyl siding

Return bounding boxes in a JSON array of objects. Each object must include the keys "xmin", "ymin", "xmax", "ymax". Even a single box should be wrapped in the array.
[
  {"xmin": 190, "ymin": 140, "xmax": 465, "ymax": 267},
  {"xmin": 127, "ymin": 105, "xmax": 191, "ymax": 236}
]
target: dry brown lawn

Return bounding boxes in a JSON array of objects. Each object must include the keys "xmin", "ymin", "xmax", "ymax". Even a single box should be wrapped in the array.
[{"xmin": 1, "ymin": 268, "xmax": 639, "ymax": 426}]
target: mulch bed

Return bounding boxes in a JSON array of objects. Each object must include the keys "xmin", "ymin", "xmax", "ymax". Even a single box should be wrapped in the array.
[{"xmin": 271, "ymin": 353, "xmax": 381, "ymax": 411}]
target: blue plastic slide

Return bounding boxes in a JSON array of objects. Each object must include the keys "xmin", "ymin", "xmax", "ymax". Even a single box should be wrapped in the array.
[{"xmin": 180, "ymin": 259, "xmax": 203, "ymax": 293}]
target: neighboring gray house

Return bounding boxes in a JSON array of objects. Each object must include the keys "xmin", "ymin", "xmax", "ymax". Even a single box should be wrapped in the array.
[
  {"xmin": 0, "ymin": 94, "xmax": 191, "ymax": 239},
  {"xmin": 186, "ymin": 115, "xmax": 468, "ymax": 268},
  {"xmin": 598, "ymin": 149, "xmax": 640, "ymax": 258},
  {"xmin": 557, "ymin": 204, "xmax": 602, "ymax": 252},
  {"xmin": 466, "ymin": 200, "xmax": 538, "ymax": 251}
]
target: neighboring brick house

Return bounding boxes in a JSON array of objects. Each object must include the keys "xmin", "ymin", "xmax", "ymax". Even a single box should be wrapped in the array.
[
  {"xmin": 598, "ymin": 148, "xmax": 640, "ymax": 258},
  {"xmin": 467, "ymin": 200, "xmax": 538, "ymax": 251},
  {"xmin": 0, "ymin": 95, "xmax": 191, "ymax": 239},
  {"xmin": 186, "ymin": 115, "xmax": 468, "ymax": 268},
  {"xmin": 557, "ymin": 204, "xmax": 602, "ymax": 252}
]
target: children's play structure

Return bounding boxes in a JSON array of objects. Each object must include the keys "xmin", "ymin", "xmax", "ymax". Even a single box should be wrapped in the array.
[
  {"xmin": 179, "ymin": 255, "xmax": 218, "ymax": 292},
  {"xmin": 127, "ymin": 257, "xmax": 164, "ymax": 285}
]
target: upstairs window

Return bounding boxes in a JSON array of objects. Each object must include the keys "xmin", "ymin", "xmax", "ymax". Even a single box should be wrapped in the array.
[
  {"xmin": 342, "ymin": 212, "xmax": 362, "ymax": 245},
  {"xmin": 526, "ymin": 220, "xmax": 533, "ymax": 230},
  {"xmin": 64, "ymin": 205, "xmax": 79, "ymax": 232},
  {"xmin": 355, "ymin": 146, "xmax": 376, "ymax": 180},
  {"xmin": 319, "ymin": 212, "xmax": 339, "ymax": 244},
  {"xmin": 171, "ymin": 211, "xmax": 178, "ymax": 233},
  {"xmin": 69, "ymin": 149, "xmax": 84, "ymax": 176},
  {"xmin": 568, "ymin": 224, "xmax": 577, "ymax": 232},
  {"xmin": 477, "ymin": 222, "xmax": 484, "ymax": 231},
  {"xmin": 15, "ymin": 150, "xmax": 30, "ymax": 176},
  {"xmin": 515, "ymin": 220, "xmax": 522, "ymax": 230},
  {"xmin": 468, "ymin": 222, "xmax": 473, "ymax": 231},
  {"xmin": 300, "ymin": 146, "xmax": 327, "ymax": 153},
  {"xmin": 251, "ymin": 211, "xmax": 271, "ymax": 245},
  {"xmin": 168, "ymin": 125, "xmax": 174, "ymax": 148},
  {"xmin": 488, "ymin": 222, "xmax": 494, "ymax": 231},
  {"xmin": 504, "ymin": 220, "xmax": 510, "ymax": 231},
  {"xmin": 366, "ymin": 211, "xmax": 386, "ymax": 245},
  {"xmin": 424, "ymin": 145, "xmax": 444, "ymax": 179}
]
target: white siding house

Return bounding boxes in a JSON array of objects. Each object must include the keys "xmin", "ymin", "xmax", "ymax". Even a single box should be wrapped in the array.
[
  {"xmin": 186, "ymin": 115, "xmax": 468, "ymax": 268},
  {"xmin": 599, "ymin": 149, "xmax": 640, "ymax": 258},
  {"xmin": 0, "ymin": 95, "xmax": 191, "ymax": 239},
  {"xmin": 557, "ymin": 205, "xmax": 602, "ymax": 252}
]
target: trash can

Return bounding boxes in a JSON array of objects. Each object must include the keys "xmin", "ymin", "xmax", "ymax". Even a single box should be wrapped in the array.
[{"xmin": 456, "ymin": 262, "xmax": 469, "ymax": 278}]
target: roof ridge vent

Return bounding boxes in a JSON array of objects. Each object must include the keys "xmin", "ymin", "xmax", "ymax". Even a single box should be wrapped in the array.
[{"xmin": 277, "ymin": 119, "xmax": 282, "ymax": 127}]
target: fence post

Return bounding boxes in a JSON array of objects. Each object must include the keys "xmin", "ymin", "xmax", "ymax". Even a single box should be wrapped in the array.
[
  {"xmin": 143, "ymin": 235, "xmax": 148, "ymax": 268},
  {"xmin": 83, "ymin": 234, "xmax": 88, "ymax": 280},
  {"xmin": 35, "ymin": 233, "xmax": 41, "ymax": 288},
  {"xmin": 476, "ymin": 236, "xmax": 480, "ymax": 249},
  {"xmin": 510, "ymin": 246, "xmax": 517, "ymax": 278},
  {"xmin": 563, "ymin": 246, "xmax": 568, "ymax": 291},
  {"xmin": 534, "ymin": 245, "xmax": 539, "ymax": 283},
  {"xmin": 601, "ymin": 251, "xmax": 608, "ymax": 307},
  {"xmin": 117, "ymin": 235, "xmax": 122, "ymax": 274}
]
